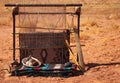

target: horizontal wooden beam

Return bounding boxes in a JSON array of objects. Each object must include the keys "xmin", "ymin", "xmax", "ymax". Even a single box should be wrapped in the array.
[
  {"xmin": 18, "ymin": 12, "xmax": 77, "ymax": 15},
  {"xmin": 5, "ymin": 4, "xmax": 82, "ymax": 7}
]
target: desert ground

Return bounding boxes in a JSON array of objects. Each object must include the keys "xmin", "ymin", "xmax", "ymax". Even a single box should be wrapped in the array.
[{"xmin": 0, "ymin": 0, "xmax": 120, "ymax": 83}]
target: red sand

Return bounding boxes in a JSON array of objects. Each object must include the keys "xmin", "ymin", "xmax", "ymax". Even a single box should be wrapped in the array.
[{"xmin": 0, "ymin": 1, "xmax": 120, "ymax": 83}]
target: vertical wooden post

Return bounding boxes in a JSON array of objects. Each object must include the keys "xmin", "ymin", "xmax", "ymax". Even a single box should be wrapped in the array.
[
  {"xmin": 74, "ymin": 28, "xmax": 85, "ymax": 71},
  {"xmin": 12, "ymin": 8, "xmax": 16, "ymax": 61},
  {"xmin": 12, "ymin": 6, "xmax": 18, "ymax": 62},
  {"xmin": 74, "ymin": 7, "xmax": 85, "ymax": 71},
  {"xmin": 77, "ymin": 12, "xmax": 80, "ymax": 35}
]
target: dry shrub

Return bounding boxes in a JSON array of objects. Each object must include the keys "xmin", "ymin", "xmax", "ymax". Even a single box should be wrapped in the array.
[
  {"xmin": 0, "ymin": 17, "xmax": 12, "ymax": 26},
  {"xmin": 104, "ymin": 21, "xmax": 120, "ymax": 32},
  {"xmin": 80, "ymin": 33, "xmax": 90, "ymax": 40},
  {"xmin": 112, "ymin": 24, "xmax": 119, "ymax": 29},
  {"xmin": 70, "ymin": 32, "xmax": 90, "ymax": 43},
  {"xmin": 81, "ymin": 18, "xmax": 98, "ymax": 27},
  {"xmin": 108, "ymin": 14, "xmax": 120, "ymax": 20}
]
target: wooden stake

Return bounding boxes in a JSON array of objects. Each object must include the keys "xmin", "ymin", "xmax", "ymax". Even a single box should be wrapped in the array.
[{"xmin": 73, "ymin": 28, "xmax": 85, "ymax": 71}]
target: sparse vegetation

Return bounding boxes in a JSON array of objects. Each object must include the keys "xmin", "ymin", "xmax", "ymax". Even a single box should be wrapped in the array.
[
  {"xmin": 108, "ymin": 14, "xmax": 120, "ymax": 20},
  {"xmin": 81, "ymin": 18, "xmax": 98, "ymax": 27},
  {"xmin": 0, "ymin": 17, "xmax": 12, "ymax": 25},
  {"xmin": 80, "ymin": 33, "xmax": 90, "ymax": 40}
]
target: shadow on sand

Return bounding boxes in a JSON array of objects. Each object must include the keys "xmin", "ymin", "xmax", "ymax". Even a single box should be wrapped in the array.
[{"xmin": 85, "ymin": 62, "xmax": 120, "ymax": 71}]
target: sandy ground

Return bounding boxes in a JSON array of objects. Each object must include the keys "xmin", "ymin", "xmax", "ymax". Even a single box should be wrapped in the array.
[{"xmin": 0, "ymin": 1, "xmax": 120, "ymax": 83}]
